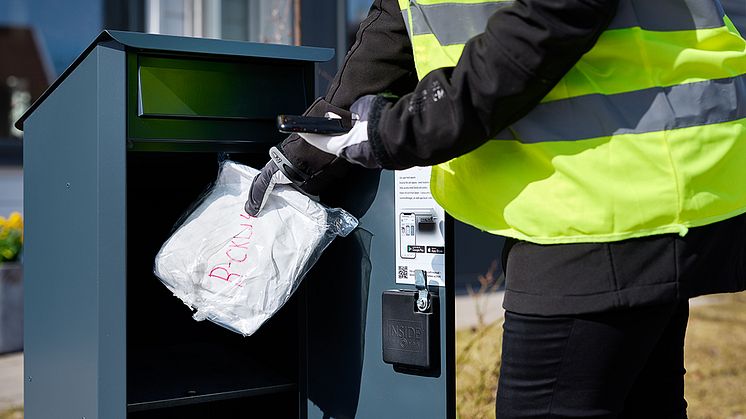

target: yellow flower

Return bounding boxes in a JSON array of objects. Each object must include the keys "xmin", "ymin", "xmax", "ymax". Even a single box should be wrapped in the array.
[
  {"xmin": 0, "ymin": 212, "xmax": 22, "ymax": 262},
  {"xmin": 7, "ymin": 212, "xmax": 22, "ymax": 230}
]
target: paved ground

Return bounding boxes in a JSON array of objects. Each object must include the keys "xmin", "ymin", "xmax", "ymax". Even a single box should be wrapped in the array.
[
  {"xmin": 452, "ymin": 292, "xmax": 731, "ymax": 330},
  {"xmin": 455, "ymin": 291, "xmax": 505, "ymax": 330},
  {"xmin": 0, "ymin": 352, "xmax": 22, "ymax": 410}
]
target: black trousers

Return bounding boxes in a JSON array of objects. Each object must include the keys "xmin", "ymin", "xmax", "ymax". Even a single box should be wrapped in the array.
[{"xmin": 495, "ymin": 301, "xmax": 689, "ymax": 418}]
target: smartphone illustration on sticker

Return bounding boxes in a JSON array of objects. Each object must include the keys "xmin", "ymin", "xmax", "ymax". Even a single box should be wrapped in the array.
[{"xmin": 400, "ymin": 212, "xmax": 416, "ymax": 259}]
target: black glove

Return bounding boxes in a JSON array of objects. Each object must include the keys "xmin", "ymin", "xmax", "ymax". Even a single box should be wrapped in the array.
[{"xmin": 244, "ymin": 98, "xmax": 356, "ymax": 216}]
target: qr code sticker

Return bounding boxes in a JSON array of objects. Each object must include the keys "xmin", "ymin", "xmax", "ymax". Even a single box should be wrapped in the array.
[{"xmin": 398, "ymin": 266, "xmax": 409, "ymax": 280}]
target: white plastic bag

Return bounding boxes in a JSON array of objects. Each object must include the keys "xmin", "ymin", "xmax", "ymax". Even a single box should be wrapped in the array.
[{"xmin": 154, "ymin": 160, "xmax": 358, "ymax": 336}]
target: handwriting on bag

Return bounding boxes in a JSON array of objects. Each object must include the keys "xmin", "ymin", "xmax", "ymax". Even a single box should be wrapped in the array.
[{"xmin": 207, "ymin": 213, "xmax": 255, "ymax": 287}]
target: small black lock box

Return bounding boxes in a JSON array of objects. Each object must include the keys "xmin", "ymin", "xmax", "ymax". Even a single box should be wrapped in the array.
[{"xmin": 382, "ymin": 290, "xmax": 439, "ymax": 371}]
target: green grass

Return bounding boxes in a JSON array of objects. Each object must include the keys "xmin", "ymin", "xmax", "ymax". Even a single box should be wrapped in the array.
[
  {"xmin": 456, "ymin": 292, "xmax": 746, "ymax": 419},
  {"xmin": 456, "ymin": 320, "xmax": 503, "ymax": 419},
  {"xmin": 0, "ymin": 407, "xmax": 22, "ymax": 419},
  {"xmin": 684, "ymin": 293, "xmax": 746, "ymax": 419}
]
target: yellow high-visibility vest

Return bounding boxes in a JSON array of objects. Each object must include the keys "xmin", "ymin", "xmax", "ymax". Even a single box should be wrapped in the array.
[{"xmin": 399, "ymin": 0, "xmax": 746, "ymax": 244}]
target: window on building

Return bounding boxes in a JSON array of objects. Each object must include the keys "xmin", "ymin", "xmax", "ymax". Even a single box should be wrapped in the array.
[{"xmin": 145, "ymin": 0, "xmax": 296, "ymax": 44}]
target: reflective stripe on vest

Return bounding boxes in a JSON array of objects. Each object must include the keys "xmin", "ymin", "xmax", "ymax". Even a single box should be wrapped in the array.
[
  {"xmin": 400, "ymin": 0, "xmax": 746, "ymax": 243},
  {"xmin": 404, "ymin": 0, "xmax": 727, "ymax": 47}
]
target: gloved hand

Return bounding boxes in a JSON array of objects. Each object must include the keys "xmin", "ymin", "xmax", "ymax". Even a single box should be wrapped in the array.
[
  {"xmin": 244, "ymin": 148, "xmax": 296, "ymax": 216},
  {"xmin": 245, "ymin": 98, "xmax": 356, "ymax": 216},
  {"xmin": 298, "ymin": 95, "xmax": 381, "ymax": 169}
]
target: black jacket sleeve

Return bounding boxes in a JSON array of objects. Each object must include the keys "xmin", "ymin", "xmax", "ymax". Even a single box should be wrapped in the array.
[
  {"xmin": 324, "ymin": 0, "xmax": 419, "ymax": 107},
  {"xmin": 279, "ymin": 0, "xmax": 417, "ymax": 194},
  {"xmin": 368, "ymin": 0, "xmax": 620, "ymax": 170}
]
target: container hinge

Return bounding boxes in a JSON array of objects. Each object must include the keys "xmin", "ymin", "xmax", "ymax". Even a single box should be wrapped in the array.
[{"xmin": 415, "ymin": 269, "xmax": 430, "ymax": 312}]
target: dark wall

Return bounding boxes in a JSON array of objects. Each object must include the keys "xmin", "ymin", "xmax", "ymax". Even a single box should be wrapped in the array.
[
  {"xmin": 104, "ymin": 0, "xmax": 145, "ymax": 32},
  {"xmin": 301, "ymin": 0, "xmax": 346, "ymax": 96}
]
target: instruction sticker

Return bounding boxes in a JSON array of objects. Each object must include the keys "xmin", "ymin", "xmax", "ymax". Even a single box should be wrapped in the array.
[{"xmin": 395, "ymin": 167, "xmax": 446, "ymax": 287}]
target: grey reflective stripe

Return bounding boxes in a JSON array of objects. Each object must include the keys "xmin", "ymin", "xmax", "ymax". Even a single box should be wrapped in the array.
[
  {"xmin": 610, "ymin": 0, "xmax": 725, "ymax": 31},
  {"xmin": 407, "ymin": 0, "xmax": 725, "ymax": 46},
  {"xmin": 409, "ymin": 1, "xmax": 509, "ymax": 45},
  {"xmin": 401, "ymin": 9, "xmax": 411, "ymax": 37},
  {"xmin": 494, "ymin": 75, "xmax": 746, "ymax": 143}
]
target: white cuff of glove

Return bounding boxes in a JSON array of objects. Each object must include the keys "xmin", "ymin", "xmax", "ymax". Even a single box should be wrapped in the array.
[{"xmin": 298, "ymin": 120, "xmax": 369, "ymax": 157}]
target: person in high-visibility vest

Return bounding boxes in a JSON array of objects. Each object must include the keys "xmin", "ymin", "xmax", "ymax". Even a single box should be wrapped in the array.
[{"xmin": 247, "ymin": 0, "xmax": 746, "ymax": 415}]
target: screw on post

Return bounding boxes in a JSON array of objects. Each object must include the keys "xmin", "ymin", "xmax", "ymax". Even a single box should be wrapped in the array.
[{"xmin": 415, "ymin": 269, "xmax": 430, "ymax": 312}]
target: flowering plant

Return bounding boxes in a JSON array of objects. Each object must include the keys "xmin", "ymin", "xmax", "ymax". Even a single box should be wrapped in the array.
[{"xmin": 0, "ymin": 212, "xmax": 23, "ymax": 263}]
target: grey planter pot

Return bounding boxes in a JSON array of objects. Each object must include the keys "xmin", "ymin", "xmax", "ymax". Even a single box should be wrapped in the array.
[{"xmin": 0, "ymin": 263, "xmax": 23, "ymax": 354}]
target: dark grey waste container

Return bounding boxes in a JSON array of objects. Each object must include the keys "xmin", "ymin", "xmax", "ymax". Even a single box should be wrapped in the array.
[{"xmin": 17, "ymin": 30, "xmax": 455, "ymax": 419}]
